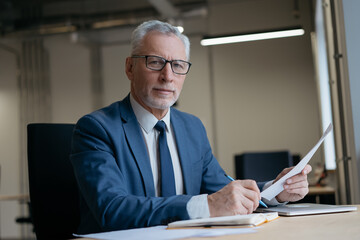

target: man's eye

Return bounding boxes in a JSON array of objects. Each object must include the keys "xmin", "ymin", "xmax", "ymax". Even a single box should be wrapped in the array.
[
  {"xmin": 148, "ymin": 59, "xmax": 164, "ymax": 65},
  {"xmin": 173, "ymin": 62, "xmax": 185, "ymax": 69}
]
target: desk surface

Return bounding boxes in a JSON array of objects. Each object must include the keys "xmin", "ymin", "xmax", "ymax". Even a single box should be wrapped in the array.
[
  {"xmin": 78, "ymin": 205, "xmax": 359, "ymax": 240},
  {"xmin": 0, "ymin": 194, "xmax": 29, "ymax": 201}
]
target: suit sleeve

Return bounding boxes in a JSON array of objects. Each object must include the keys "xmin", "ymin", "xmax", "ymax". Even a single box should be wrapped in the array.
[{"xmin": 70, "ymin": 115, "xmax": 192, "ymax": 232}]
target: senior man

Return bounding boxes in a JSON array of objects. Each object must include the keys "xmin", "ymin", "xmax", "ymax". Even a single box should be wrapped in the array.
[{"xmin": 70, "ymin": 20, "xmax": 311, "ymax": 234}]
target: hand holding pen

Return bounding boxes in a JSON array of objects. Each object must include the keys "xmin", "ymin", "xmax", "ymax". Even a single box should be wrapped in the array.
[
  {"xmin": 224, "ymin": 174, "xmax": 268, "ymax": 208},
  {"xmin": 207, "ymin": 174, "xmax": 266, "ymax": 217}
]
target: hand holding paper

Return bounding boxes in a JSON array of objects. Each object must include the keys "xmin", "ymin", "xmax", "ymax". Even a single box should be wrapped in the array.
[
  {"xmin": 273, "ymin": 164, "xmax": 312, "ymax": 202},
  {"xmin": 261, "ymin": 123, "xmax": 333, "ymax": 201}
]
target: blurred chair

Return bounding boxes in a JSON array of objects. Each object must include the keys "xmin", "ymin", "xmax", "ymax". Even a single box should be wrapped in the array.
[
  {"xmin": 27, "ymin": 123, "xmax": 80, "ymax": 239},
  {"xmin": 235, "ymin": 151, "xmax": 293, "ymax": 182}
]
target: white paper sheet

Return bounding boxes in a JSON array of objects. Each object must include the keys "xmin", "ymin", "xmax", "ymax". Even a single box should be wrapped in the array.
[
  {"xmin": 74, "ymin": 226, "xmax": 257, "ymax": 240},
  {"xmin": 261, "ymin": 123, "xmax": 333, "ymax": 201}
]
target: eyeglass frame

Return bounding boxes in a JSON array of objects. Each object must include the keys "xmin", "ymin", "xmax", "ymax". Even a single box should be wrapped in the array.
[{"xmin": 131, "ymin": 55, "xmax": 192, "ymax": 75}]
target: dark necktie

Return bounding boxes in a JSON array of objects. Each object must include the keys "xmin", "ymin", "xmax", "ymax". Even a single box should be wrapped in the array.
[{"xmin": 154, "ymin": 121, "xmax": 176, "ymax": 197}]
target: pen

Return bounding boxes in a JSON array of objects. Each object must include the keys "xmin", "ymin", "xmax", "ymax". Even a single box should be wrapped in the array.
[{"xmin": 224, "ymin": 173, "xmax": 268, "ymax": 208}]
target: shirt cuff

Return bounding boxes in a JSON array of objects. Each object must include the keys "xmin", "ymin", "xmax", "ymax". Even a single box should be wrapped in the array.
[
  {"xmin": 261, "ymin": 181, "xmax": 288, "ymax": 206},
  {"xmin": 186, "ymin": 194, "xmax": 210, "ymax": 219}
]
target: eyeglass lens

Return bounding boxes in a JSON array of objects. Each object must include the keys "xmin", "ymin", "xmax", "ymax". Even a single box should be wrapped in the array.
[{"xmin": 146, "ymin": 56, "xmax": 190, "ymax": 74}]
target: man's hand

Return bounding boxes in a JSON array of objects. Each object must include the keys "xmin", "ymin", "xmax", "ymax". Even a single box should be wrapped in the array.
[
  {"xmin": 207, "ymin": 180, "xmax": 260, "ymax": 217},
  {"xmin": 275, "ymin": 164, "xmax": 312, "ymax": 202}
]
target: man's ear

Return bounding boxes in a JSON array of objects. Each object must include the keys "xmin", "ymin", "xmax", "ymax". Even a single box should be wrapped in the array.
[{"xmin": 125, "ymin": 57, "xmax": 134, "ymax": 80}]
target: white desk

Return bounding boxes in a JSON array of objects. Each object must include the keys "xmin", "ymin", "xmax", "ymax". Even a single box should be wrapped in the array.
[
  {"xmin": 188, "ymin": 205, "xmax": 360, "ymax": 240},
  {"xmin": 79, "ymin": 205, "xmax": 359, "ymax": 240}
]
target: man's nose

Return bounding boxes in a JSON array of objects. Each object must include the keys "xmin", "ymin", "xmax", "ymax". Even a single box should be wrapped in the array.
[{"xmin": 160, "ymin": 62, "xmax": 174, "ymax": 81}]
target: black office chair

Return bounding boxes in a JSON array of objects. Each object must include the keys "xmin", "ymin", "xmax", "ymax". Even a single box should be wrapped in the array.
[
  {"xmin": 27, "ymin": 123, "xmax": 80, "ymax": 239},
  {"xmin": 235, "ymin": 151, "xmax": 293, "ymax": 182}
]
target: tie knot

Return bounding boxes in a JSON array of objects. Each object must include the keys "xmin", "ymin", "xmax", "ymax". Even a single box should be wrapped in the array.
[{"xmin": 154, "ymin": 121, "xmax": 166, "ymax": 133}]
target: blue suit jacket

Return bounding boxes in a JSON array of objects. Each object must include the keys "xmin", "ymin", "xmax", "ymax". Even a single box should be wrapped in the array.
[{"xmin": 71, "ymin": 95, "xmax": 265, "ymax": 234}]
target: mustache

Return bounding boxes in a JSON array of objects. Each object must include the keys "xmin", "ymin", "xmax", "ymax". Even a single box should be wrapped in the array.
[{"xmin": 153, "ymin": 86, "xmax": 175, "ymax": 91}]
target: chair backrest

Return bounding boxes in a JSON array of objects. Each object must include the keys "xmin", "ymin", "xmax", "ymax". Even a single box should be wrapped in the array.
[
  {"xmin": 27, "ymin": 123, "xmax": 80, "ymax": 239},
  {"xmin": 235, "ymin": 151, "xmax": 293, "ymax": 182}
]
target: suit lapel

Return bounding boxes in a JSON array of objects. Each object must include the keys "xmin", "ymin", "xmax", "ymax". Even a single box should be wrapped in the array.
[
  {"xmin": 120, "ymin": 96, "xmax": 155, "ymax": 197},
  {"xmin": 171, "ymin": 110, "xmax": 193, "ymax": 195}
]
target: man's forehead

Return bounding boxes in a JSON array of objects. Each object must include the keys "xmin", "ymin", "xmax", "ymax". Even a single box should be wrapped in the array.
[{"xmin": 140, "ymin": 32, "xmax": 186, "ymax": 57}]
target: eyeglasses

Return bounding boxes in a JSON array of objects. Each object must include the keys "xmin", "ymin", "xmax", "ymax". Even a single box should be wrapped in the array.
[{"xmin": 131, "ymin": 55, "xmax": 191, "ymax": 75}]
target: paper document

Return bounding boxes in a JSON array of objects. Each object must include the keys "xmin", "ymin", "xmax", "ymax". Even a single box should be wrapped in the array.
[
  {"xmin": 74, "ymin": 225, "xmax": 256, "ymax": 240},
  {"xmin": 261, "ymin": 123, "xmax": 333, "ymax": 201}
]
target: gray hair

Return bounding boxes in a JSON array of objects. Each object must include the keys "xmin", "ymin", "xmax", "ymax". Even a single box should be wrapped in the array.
[{"xmin": 131, "ymin": 20, "xmax": 190, "ymax": 60}]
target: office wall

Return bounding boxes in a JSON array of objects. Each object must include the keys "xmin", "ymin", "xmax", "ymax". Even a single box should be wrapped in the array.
[
  {"xmin": 211, "ymin": 36, "xmax": 320, "ymax": 175},
  {"xmin": 102, "ymin": 44, "xmax": 130, "ymax": 106},
  {"xmin": 0, "ymin": 46, "xmax": 22, "ymax": 237},
  {"xmin": 45, "ymin": 35, "xmax": 94, "ymax": 123},
  {"xmin": 0, "ymin": 0, "xmax": 321, "ymax": 238},
  {"xmin": 206, "ymin": 0, "xmax": 321, "ymax": 175}
]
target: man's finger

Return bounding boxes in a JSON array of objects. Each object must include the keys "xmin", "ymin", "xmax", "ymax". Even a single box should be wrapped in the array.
[
  {"xmin": 285, "ymin": 187, "xmax": 309, "ymax": 196},
  {"xmin": 284, "ymin": 180, "xmax": 308, "ymax": 190},
  {"xmin": 302, "ymin": 164, "xmax": 312, "ymax": 175},
  {"xmin": 234, "ymin": 180, "xmax": 260, "ymax": 193}
]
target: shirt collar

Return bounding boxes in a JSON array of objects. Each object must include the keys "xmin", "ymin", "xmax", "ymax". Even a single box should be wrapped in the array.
[{"xmin": 130, "ymin": 93, "xmax": 171, "ymax": 133}]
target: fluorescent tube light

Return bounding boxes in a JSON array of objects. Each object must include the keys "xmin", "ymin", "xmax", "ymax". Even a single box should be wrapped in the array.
[{"xmin": 201, "ymin": 28, "xmax": 305, "ymax": 46}]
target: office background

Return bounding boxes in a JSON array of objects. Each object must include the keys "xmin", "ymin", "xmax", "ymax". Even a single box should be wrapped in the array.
[{"xmin": 0, "ymin": 0, "xmax": 359, "ymax": 239}]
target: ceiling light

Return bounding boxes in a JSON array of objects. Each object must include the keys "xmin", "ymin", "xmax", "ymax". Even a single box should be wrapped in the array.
[
  {"xmin": 177, "ymin": 26, "xmax": 184, "ymax": 33},
  {"xmin": 200, "ymin": 28, "xmax": 305, "ymax": 46}
]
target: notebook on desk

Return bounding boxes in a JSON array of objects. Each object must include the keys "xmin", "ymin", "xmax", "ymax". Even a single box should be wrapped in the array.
[
  {"xmin": 167, "ymin": 212, "xmax": 279, "ymax": 229},
  {"xmin": 256, "ymin": 203, "xmax": 357, "ymax": 216}
]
